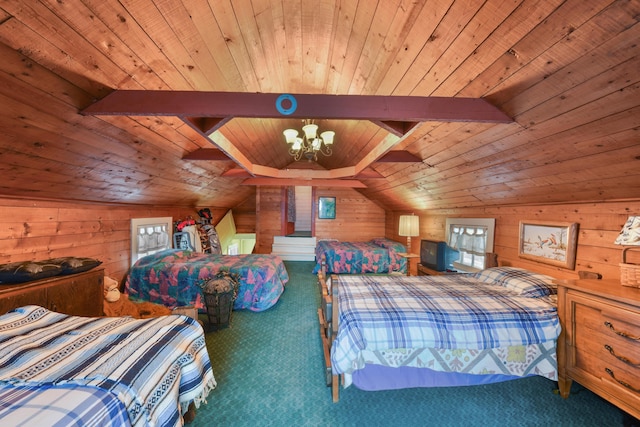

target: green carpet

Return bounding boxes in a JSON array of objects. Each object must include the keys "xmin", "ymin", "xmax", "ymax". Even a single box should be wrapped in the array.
[{"xmin": 191, "ymin": 261, "xmax": 627, "ymax": 426}]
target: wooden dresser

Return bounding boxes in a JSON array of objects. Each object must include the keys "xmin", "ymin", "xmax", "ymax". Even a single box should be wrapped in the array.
[
  {"xmin": 0, "ymin": 268, "xmax": 104, "ymax": 317},
  {"xmin": 556, "ymin": 279, "xmax": 640, "ymax": 419}
]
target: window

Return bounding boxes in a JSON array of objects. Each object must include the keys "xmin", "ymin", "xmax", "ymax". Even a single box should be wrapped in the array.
[
  {"xmin": 131, "ymin": 217, "xmax": 173, "ymax": 265},
  {"xmin": 445, "ymin": 218, "xmax": 495, "ymax": 272}
]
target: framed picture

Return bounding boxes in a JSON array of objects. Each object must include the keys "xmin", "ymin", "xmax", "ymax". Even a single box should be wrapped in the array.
[
  {"xmin": 518, "ymin": 220, "xmax": 578, "ymax": 269},
  {"xmin": 318, "ymin": 197, "xmax": 336, "ymax": 219}
]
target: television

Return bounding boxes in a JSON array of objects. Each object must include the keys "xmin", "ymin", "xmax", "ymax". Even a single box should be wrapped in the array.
[{"xmin": 420, "ymin": 240, "xmax": 459, "ymax": 271}]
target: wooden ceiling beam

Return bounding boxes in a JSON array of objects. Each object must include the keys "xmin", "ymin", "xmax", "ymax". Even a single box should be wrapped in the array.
[
  {"xmin": 82, "ymin": 91, "xmax": 513, "ymax": 123},
  {"xmin": 181, "ymin": 116, "xmax": 233, "ymax": 135},
  {"xmin": 371, "ymin": 120, "xmax": 420, "ymax": 137},
  {"xmin": 221, "ymin": 168, "xmax": 253, "ymax": 178},
  {"xmin": 182, "ymin": 148, "xmax": 230, "ymax": 160},
  {"xmin": 242, "ymin": 178, "xmax": 366, "ymax": 188},
  {"xmin": 376, "ymin": 150, "xmax": 423, "ymax": 162}
]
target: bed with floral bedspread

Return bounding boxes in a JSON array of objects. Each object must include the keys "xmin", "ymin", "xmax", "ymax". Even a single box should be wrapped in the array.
[
  {"xmin": 313, "ymin": 238, "xmax": 407, "ymax": 274},
  {"xmin": 125, "ymin": 249, "xmax": 289, "ymax": 312}
]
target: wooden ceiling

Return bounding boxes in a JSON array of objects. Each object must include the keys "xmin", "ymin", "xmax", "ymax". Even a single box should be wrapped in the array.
[{"xmin": 0, "ymin": 0, "xmax": 638, "ymax": 211}]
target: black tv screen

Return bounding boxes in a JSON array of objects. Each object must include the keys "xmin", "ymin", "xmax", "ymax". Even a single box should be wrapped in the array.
[{"xmin": 420, "ymin": 240, "xmax": 458, "ymax": 271}]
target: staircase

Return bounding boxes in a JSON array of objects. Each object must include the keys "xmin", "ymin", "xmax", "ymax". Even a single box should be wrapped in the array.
[{"xmin": 271, "ymin": 236, "xmax": 317, "ymax": 261}]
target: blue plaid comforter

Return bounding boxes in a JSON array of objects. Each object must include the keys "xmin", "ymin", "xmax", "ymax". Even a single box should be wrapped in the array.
[
  {"xmin": 0, "ymin": 305, "xmax": 216, "ymax": 427},
  {"xmin": 331, "ymin": 275, "xmax": 560, "ymax": 375}
]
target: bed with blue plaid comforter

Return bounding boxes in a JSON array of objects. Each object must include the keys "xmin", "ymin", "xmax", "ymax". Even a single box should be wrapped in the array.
[
  {"xmin": 0, "ymin": 305, "xmax": 216, "ymax": 427},
  {"xmin": 331, "ymin": 275, "xmax": 561, "ymax": 378}
]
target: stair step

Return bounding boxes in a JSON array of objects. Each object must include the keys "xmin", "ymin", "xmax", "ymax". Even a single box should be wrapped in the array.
[
  {"xmin": 271, "ymin": 236, "xmax": 317, "ymax": 261},
  {"xmin": 272, "ymin": 244, "xmax": 315, "ymax": 253}
]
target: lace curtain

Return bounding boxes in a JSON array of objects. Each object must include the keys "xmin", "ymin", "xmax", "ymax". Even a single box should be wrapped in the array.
[{"xmin": 449, "ymin": 226, "xmax": 487, "ymax": 255}]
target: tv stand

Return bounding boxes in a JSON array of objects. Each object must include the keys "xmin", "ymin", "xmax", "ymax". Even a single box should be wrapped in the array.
[{"xmin": 417, "ymin": 264, "xmax": 458, "ymax": 276}]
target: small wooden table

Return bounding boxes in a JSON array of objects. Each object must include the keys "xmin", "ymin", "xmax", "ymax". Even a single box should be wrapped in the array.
[
  {"xmin": 416, "ymin": 263, "xmax": 461, "ymax": 276},
  {"xmin": 398, "ymin": 253, "xmax": 419, "ymax": 276}
]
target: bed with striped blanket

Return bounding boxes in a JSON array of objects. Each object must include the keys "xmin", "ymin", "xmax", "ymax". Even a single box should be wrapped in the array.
[
  {"xmin": 0, "ymin": 383, "xmax": 131, "ymax": 427},
  {"xmin": 0, "ymin": 305, "xmax": 216, "ymax": 426},
  {"xmin": 328, "ymin": 269, "xmax": 561, "ymax": 399}
]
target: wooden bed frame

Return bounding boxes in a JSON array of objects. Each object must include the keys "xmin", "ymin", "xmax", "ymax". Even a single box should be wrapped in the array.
[
  {"xmin": 318, "ymin": 270, "xmax": 568, "ymax": 403},
  {"xmin": 317, "ymin": 270, "xmax": 340, "ymax": 402}
]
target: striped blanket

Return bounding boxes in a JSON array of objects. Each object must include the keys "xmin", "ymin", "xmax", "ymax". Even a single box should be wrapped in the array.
[
  {"xmin": 0, "ymin": 383, "xmax": 131, "ymax": 427},
  {"xmin": 331, "ymin": 275, "xmax": 560, "ymax": 375},
  {"xmin": 0, "ymin": 305, "xmax": 216, "ymax": 427}
]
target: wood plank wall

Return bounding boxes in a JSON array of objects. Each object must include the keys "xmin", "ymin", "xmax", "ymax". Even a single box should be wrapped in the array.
[
  {"xmin": 388, "ymin": 200, "xmax": 640, "ymax": 281},
  {"xmin": 231, "ymin": 193, "xmax": 257, "ymax": 234},
  {"xmin": 255, "ymin": 186, "xmax": 386, "ymax": 254},
  {"xmin": 3, "ymin": 193, "xmax": 636, "ymax": 288},
  {"xmin": 255, "ymin": 187, "xmax": 283, "ymax": 254},
  {"xmin": 0, "ymin": 197, "xmax": 223, "ymax": 285},
  {"xmin": 314, "ymin": 188, "xmax": 385, "ymax": 240}
]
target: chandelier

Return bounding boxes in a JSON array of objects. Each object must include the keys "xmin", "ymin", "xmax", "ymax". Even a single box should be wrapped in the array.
[{"xmin": 283, "ymin": 120, "xmax": 334, "ymax": 162}]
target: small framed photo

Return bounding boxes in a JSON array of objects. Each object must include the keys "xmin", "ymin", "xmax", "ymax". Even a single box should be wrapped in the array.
[
  {"xmin": 318, "ymin": 197, "xmax": 336, "ymax": 219},
  {"xmin": 518, "ymin": 220, "xmax": 578, "ymax": 269}
]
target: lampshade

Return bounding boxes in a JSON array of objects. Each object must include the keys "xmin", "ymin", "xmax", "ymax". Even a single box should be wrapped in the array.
[
  {"xmin": 283, "ymin": 129, "xmax": 298, "ymax": 144},
  {"xmin": 399, "ymin": 215, "xmax": 419, "ymax": 237},
  {"xmin": 302, "ymin": 123, "xmax": 318, "ymax": 139},
  {"xmin": 614, "ymin": 216, "xmax": 640, "ymax": 245},
  {"xmin": 320, "ymin": 131, "xmax": 335, "ymax": 145}
]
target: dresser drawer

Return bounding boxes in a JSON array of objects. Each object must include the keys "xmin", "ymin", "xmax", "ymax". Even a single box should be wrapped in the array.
[
  {"xmin": 572, "ymin": 296, "xmax": 640, "ymax": 341},
  {"xmin": 567, "ymin": 291, "xmax": 640, "ymax": 413},
  {"xmin": 574, "ymin": 302, "xmax": 640, "ymax": 360},
  {"xmin": 572, "ymin": 344, "xmax": 640, "ymax": 408}
]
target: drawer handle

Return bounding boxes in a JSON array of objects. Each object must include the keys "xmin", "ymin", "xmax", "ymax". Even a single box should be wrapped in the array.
[
  {"xmin": 605, "ymin": 368, "xmax": 640, "ymax": 393},
  {"xmin": 604, "ymin": 321, "xmax": 640, "ymax": 341},
  {"xmin": 604, "ymin": 344, "xmax": 640, "ymax": 368}
]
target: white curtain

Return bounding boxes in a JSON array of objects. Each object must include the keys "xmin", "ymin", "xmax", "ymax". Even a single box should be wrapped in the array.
[{"xmin": 449, "ymin": 226, "xmax": 487, "ymax": 255}]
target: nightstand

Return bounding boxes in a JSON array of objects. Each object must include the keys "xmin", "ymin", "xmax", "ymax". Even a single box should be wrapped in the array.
[{"xmin": 398, "ymin": 253, "xmax": 419, "ymax": 276}]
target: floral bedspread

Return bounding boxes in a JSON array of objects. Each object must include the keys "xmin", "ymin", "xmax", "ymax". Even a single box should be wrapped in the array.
[
  {"xmin": 313, "ymin": 238, "xmax": 407, "ymax": 274},
  {"xmin": 125, "ymin": 249, "xmax": 289, "ymax": 312}
]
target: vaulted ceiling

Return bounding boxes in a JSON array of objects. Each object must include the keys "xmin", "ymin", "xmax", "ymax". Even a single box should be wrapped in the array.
[{"xmin": 0, "ymin": 1, "xmax": 638, "ymax": 211}]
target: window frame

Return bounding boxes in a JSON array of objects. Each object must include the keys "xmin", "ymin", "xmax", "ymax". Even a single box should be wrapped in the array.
[
  {"xmin": 130, "ymin": 217, "xmax": 173, "ymax": 266},
  {"xmin": 445, "ymin": 218, "xmax": 495, "ymax": 272}
]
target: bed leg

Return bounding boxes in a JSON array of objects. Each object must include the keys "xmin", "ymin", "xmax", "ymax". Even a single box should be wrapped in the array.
[{"xmin": 332, "ymin": 374, "xmax": 340, "ymax": 402}]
